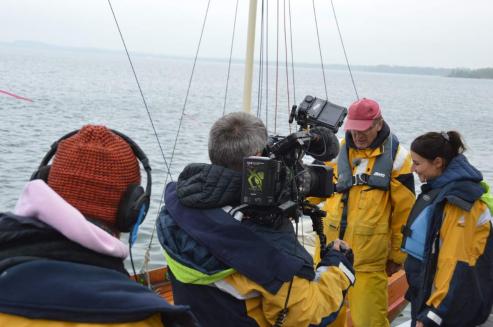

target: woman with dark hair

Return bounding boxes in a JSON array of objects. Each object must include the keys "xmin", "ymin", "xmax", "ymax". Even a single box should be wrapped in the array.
[{"xmin": 402, "ymin": 131, "xmax": 493, "ymax": 327}]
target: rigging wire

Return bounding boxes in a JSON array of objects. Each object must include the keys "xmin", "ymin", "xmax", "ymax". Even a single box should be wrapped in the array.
[
  {"xmin": 287, "ymin": 0, "xmax": 297, "ymax": 107},
  {"xmin": 256, "ymin": 0, "xmax": 265, "ymax": 120},
  {"xmin": 330, "ymin": 0, "xmax": 359, "ymax": 100},
  {"xmin": 166, "ymin": 0, "xmax": 211, "ymax": 186},
  {"xmin": 282, "ymin": 0, "xmax": 292, "ymax": 134},
  {"xmin": 142, "ymin": 0, "xmax": 212, "ymax": 282},
  {"xmin": 107, "ymin": 0, "xmax": 172, "ymax": 183},
  {"xmin": 311, "ymin": 0, "xmax": 329, "ymax": 100},
  {"xmin": 108, "ymin": 0, "xmax": 212, "ymax": 282},
  {"xmin": 265, "ymin": 1, "xmax": 269, "ymax": 127},
  {"xmin": 287, "ymin": 0, "xmax": 305, "ymax": 243},
  {"xmin": 222, "ymin": 0, "xmax": 240, "ymax": 116},
  {"xmin": 274, "ymin": 0, "xmax": 280, "ymax": 134},
  {"xmin": 107, "ymin": 0, "xmax": 173, "ymax": 286}
]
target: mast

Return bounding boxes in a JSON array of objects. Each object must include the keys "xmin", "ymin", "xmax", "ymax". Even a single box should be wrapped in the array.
[{"xmin": 242, "ymin": 0, "xmax": 257, "ymax": 113}]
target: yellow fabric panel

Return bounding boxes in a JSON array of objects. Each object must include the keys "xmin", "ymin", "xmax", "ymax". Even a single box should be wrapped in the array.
[
  {"xmin": 347, "ymin": 271, "xmax": 389, "ymax": 327},
  {"xmin": 426, "ymin": 201, "xmax": 491, "ymax": 309},
  {"xmin": 0, "ymin": 313, "xmax": 164, "ymax": 327},
  {"xmin": 223, "ymin": 266, "xmax": 350, "ymax": 327},
  {"xmin": 316, "ymin": 144, "xmax": 415, "ymax": 271}
]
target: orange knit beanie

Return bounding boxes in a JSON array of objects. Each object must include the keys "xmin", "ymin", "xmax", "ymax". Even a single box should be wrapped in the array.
[{"xmin": 47, "ymin": 125, "xmax": 141, "ymax": 227}]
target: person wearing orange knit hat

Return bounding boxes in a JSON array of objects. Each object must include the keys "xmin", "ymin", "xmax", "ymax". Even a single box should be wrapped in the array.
[
  {"xmin": 47, "ymin": 125, "xmax": 141, "ymax": 233},
  {"xmin": 0, "ymin": 125, "xmax": 199, "ymax": 327}
]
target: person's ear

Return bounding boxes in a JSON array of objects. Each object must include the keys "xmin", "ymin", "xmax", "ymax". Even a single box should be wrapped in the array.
[
  {"xmin": 376, "ymin": 119, "xmax": 384, "ymax": 132},
  {"xmin": 433, "ymin": 157, "xmax": 445, "ymax": 171}
]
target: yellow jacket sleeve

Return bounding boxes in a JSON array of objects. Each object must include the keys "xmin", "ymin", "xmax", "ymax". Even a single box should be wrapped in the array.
[
  {"xmin": 388, "ymin": 146, "xmax": 415, "ymax": 264},
  {"xmin": 224, "ymin": 266, "xmax": 352, "ymax": 326},
  {"xmin": 0, "ymin": 312, "xmax": 164, "ymax": 327}
]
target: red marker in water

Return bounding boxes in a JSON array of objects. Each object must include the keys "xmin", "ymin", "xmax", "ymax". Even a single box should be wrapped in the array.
[{"xmin": 0, "ymin": 90, "xmax": 33, "ymax": 102}]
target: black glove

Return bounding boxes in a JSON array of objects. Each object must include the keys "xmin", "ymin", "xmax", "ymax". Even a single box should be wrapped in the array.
[
  {"xmin": 317, "ymin": 245, "xmax": 355, "ymax": 285},
  {"xmin": 325, "ymin": 241, "xmax": 354, "ymax": 265}
]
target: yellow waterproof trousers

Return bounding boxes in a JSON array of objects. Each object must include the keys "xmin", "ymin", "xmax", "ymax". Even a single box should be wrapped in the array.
[{"xmin": 329, "ymin": 271, "xmax": 389, "ymax": 327}]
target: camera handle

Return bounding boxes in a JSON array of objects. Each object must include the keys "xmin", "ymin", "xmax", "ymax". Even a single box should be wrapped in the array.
[
  {"xmin": 288, "ymin": 105, "xmax": 297, "ymax": 124},
  {"xmin": 302, "ymin": 201, "xmax": 328, "ymax": 259}
]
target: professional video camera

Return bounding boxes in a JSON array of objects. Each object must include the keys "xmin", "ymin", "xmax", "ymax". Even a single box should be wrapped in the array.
[
  {"xmin": 240, "ymin": 96, "xmax": 347, "ymax": 237},
  {"xmin": 241, "ymin": 95, "xmax": 347, "ymax": 207}
]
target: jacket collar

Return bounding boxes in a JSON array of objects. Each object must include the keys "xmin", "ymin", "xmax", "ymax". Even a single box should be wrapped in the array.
[
  {"xmin": 177, "ymin": 163, "xmax": 242, "ymax": 208},
  {"xmin": 428, "ymin": 154, "xmax": 483, "ymax": 189}
]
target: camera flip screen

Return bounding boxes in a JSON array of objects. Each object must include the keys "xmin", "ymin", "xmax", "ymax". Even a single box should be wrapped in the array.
[{"xmin": 308, "ymin": 99, "xmax": 347, "ymax": 133}]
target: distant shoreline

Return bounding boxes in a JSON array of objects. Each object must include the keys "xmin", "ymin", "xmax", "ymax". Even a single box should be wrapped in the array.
[
  {"xmin": 2, "ymin": 40, "xmax": 492, "ymax": 80},
  {"xmin": 448, "ymin": 68, "xmax": 493, "ymax": 79}
]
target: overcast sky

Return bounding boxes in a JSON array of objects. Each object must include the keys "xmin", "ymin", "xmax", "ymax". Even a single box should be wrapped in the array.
[{"xmin": 1, "ymin": 0, "xmax": 492, "ymax": 68}]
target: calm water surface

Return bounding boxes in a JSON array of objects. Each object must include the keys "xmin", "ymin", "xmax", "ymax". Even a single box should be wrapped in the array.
[{"xmin": 1, "ymin": 44, "xmax": 492, "ymax": 325}]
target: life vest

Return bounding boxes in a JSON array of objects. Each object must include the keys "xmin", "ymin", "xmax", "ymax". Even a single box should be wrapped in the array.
[
  {"xmin": 401, "ymin": 182, "xmax": 474, "ymax": 261},
  {"xmin": 336, "ymin": 134, "xmax": 398, "ymax": 193}
]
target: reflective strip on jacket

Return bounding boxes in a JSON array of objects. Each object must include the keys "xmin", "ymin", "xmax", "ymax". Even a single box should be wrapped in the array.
[{"xmin": 314, "ymin": 140, "xmax": 415, "ymax": 271}]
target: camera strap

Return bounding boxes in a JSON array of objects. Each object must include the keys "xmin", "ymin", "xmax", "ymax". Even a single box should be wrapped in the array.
[{"xmin": 339, "ymin": 192, "xmax": 349, "ymax": 240}]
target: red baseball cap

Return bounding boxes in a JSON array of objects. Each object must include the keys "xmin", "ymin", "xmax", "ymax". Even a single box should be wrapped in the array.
[{"xmin": 344, "ymin": 98, "xmax": 382, "ymax": 131}]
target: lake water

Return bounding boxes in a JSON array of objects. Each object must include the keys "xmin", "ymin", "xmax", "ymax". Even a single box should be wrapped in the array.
[{"xmin": 1, "ymin": 44, "xmax": 492, "ymax": 325}]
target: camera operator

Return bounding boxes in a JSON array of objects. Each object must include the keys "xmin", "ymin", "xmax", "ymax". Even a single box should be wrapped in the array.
[{"xmin": 157, "ymin": 112, "xmax": 355, "ymax": 327}]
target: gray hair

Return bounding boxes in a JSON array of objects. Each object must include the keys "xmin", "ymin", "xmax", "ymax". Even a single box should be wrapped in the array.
[{"xmin": 208, "ymin": 112, "xmax": 268, "ymax": 171}]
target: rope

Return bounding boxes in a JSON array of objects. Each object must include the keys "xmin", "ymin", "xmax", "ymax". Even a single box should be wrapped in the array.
[
  {"xmin": 0, "ymin": 89, "xmax": 33, "ymax": 102},
  {"xmin": 166, "ymin": 0, "xmax": 211, "ymax": 186},
  {"xmin": 222, "ymin": 0, "xmax": 240, "ymax": 116},
  {"xmin": 330, "ymin": 0, "xmax": 359, "ymax": 100},
  {"xmin": 107, "ymin": 0, "xmax": 172, "ymax": 183},
  {"xmin": 311, "ymin": 0, "xmax": 329, "ymax": 100}
]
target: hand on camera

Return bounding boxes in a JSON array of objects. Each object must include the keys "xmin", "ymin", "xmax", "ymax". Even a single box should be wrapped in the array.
[
  {"xmin": 317, "ymin": 239, "xmax": 355, "ymax": 285},
  {"xmin": 327, "ymin": 239, "xmax": 354, "ymax": 265}
]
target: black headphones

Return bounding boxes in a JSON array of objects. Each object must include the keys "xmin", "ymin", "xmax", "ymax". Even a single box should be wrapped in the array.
[{"xmin": 31, "ymin": 129, "xmax": 152, "ymax": 233}]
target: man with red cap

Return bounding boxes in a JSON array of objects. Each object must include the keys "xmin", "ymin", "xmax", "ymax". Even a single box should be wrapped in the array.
[
  {"xmin": 314, "ymin": 98, "xmax": 416, "ymax": 326},
  {"xmin": 0, "ymin": 125, "xmax": 198, "ymax": 327}
]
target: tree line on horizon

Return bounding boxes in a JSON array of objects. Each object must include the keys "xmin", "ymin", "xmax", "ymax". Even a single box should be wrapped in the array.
[{"xmin": 448, "ymin": 68, "xmax": 493, "ymax": 79}]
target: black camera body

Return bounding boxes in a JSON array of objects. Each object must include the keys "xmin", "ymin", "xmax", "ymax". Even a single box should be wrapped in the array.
[
  {"xmin": 241, "ymin": 96, "xmax": 345, "ymax": 216},
  {"xmin": 241, "ymin": 146, "xmax": 334, "ymax": 208}
]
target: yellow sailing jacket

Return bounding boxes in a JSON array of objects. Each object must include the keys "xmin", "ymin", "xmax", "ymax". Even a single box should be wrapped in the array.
[
  {"xmin": 0, "ymin": 313, "xmax": 164, "ymax": 327},
  {"xmin": 314, "ymin": 140, "xmax": 416, "ymax": 271},
  {"xmin": 426, "ymin": 200, "xmax": 491, "ymax": 310},
  {"xmin": 213, "ymin": 265, "xmax": 352, "ymax": 326}
]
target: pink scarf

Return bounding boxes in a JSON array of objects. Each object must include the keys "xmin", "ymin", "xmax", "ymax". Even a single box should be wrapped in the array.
[{"xmin": 14, "ymin": 180, "xmax": 129, "ymax": 259}]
